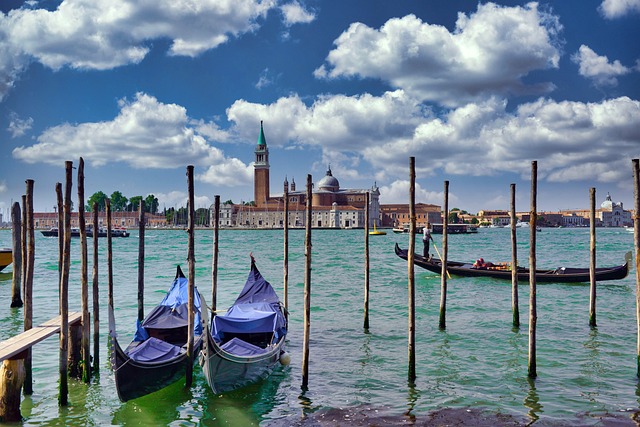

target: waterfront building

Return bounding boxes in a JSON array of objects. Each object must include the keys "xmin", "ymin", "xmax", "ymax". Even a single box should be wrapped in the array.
[
  {"xmin": 33, "ymin": 211, "xmax": 167, "ymax": 229},
  {"xmin": 214, "ymin": 123, "xmax": 380, "ymax": 229},
  {"xmin": 379, "ymin": 203, "xmax": 441, "ymax": 229},
  {"xmin": 559, "ymin": 192, "xmax": 632, "ymax": 227}
]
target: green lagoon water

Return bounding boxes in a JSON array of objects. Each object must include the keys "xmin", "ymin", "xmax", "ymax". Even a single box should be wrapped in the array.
[{"xmin": 0, "ymin": 227, "xmax": 638, "ymax": 426}]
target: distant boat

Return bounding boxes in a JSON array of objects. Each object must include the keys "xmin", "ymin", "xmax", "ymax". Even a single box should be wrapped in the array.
[
  {"xmin": 109, "ymin": 265, "xmax": 202, "ymax": 402},
  {"xmin": 0, "ymin": 248, "xmax": 12, "ymax": 272},
  {"xmin": 200, "ymin": 255, "xmax": 288, "ymax": 394},
  {"xmin": 429, "ymin": 223, "xmax": 478, "ymax": 234},
  {"xmin": 369, "ymin": 223, "xmax": 386, "ymax": 235},
  {"xmin": 395, "ymin": 243, "xmax": 631, "ymax": 283},
  {"xmin": 41, "ymin": 226, "xmax": 129, "ymax": 238}
]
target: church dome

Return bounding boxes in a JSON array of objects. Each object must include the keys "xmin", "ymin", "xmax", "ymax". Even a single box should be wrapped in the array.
[{"xmin": 317, "ymin": 167, "xmax": 339, "ymax": 191}]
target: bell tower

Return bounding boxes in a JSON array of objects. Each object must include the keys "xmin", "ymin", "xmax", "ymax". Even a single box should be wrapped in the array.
[{"xmin": 254, "ymin": 121, "xmax": 270, "ymax": 207}]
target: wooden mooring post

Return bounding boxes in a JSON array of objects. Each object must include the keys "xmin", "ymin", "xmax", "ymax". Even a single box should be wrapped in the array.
[
  {"xmin": 138, "ymin": 201, "xmax": 145, "ymax": 323},
  {"xmin": 77, "ymin": 158, "xmax": 91, "ymax": 382},
  {"xmin": 408, "ymin": 157, "xmax": 416, "ymax": 383},
  {"xmin": 10, "ymin": 202, "xmax": 23, "ymax": 308},
  {"xmin": 212, "ymin": 195, "xmax": 219, "ymax": 315},
  {"xmin": 632, "ymin": 158, "xmax": 640, "ymax": 377},
  {"xmin": 528, "ymin": 160, "xmax": 538, "ymax": 379},
  {"xmin": 283, "ymin": 188, "xmax": 289, "ymax": 316},
  {"xmin": 186, "ymin": 165, "xmax": 195, "ymax": 389},
  {"xmin": 438, "ymin": 180, "xmax": 449, "ymax": 330},
  {"xmin": 24, "ymin": 181, "xmax": 34, "ymax": 396},
  {"xmin": 589, "ymin": 188, "xmax": 597, "ymax": 327},
  {"xmin": 510, "ymin": 183, "xmax": 520, "ymax": 329},
  {"xmin": 92, "ymin": 202, "xmax": 100, "ymax": 371},
  {"xmin": 301, "ymin": 174, "xmax": 312, "ymax": 390},
  {"xmin": 59, "ymin": 161, "xmax": 72, "ymax": 405},
  {"xmin": 364, "ymin": 191, "xmax": 370, "ymax": 331}
]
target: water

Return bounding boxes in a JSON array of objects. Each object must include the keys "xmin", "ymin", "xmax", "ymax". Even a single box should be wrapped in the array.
[{"xmin": 0, "ymin": 227, "xmax": 638, "ymax": 426}]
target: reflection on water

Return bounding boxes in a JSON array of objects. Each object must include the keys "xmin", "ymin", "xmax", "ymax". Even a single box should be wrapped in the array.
[
  {"xmin": 405, "ymin": 380, "xmax": 420, "ymax": 423},
  {"xmin": 524, "ymin": 377, "xmax": 542, "ymax": 426}
]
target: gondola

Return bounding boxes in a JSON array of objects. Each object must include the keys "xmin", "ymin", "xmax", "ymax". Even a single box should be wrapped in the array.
[
  {"xmin": 200, "ymin": 255, "xmax": 288, "ymax": 394},
  {"xmin": 395, "ymin": 243, "xmax": 631, "ymax": 283},
  {"xmin": 109, "ymin": 265, "xmax": 202, "ymax": 402}
]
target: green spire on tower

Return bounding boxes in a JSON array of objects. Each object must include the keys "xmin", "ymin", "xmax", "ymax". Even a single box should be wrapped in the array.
[{"xmin": 257, "ymin": 120, "xmax": 267, "ymax": 146}]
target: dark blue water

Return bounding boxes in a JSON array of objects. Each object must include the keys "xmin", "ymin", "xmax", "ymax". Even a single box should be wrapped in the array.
[{"xmin": 0, "ymin": 227, "xmax": 637, "ymax": 425}]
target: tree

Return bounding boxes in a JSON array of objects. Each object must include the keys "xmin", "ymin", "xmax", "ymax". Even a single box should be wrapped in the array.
[
  {"xmin": 223, "ymin": 199, "xmax": 234, "ymax": 205},
  {"xmin": 144, "ymin": 194, "xmax": 159, "ymax": 214},
  {"xmin": 86, "ymin": 191, "xmax": 108, "ymax": 212},
  {"xmin": 110, "ymin": 191, "xmax": 128, "ymax": 212},
  {"xmin": 128, "ymin": 196, "xmax": 143, "ymax": 212},
  {"xmin": 448, "ymin": 211, "xmax": 459, "ymax": 224}
]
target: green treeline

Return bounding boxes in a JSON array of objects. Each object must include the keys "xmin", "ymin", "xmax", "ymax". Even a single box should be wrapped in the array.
[
  {"xmin": 86, "ymin": 191, "xmax": 159, "ymax": 214},
  {"xmin": 86, "ymin": 191, "xmax": 210, "ymax": 226}
]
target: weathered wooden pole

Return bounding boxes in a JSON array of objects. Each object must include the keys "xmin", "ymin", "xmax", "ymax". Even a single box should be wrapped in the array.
[
  {"xmin": 185, "ymin": 165, "xmax": 195, "ymax": 389},
  {"xmin": 56, "ymin": 184, "xmax": 63, "ymax": 288},
  {"xmin": 24, "ymin": 181, "xmax": 35, "ymax": 396},
  {"xmin": 528, "ymin": 160, "xmax": 538, "ymax": 379},
  {"xmin": 408, "ymin": 157, "xmax": 416, "ymax": 383},
  {"xmin": 301, "ymin": 174, "xmax": 312, "ymax": 389},
  {"xmin": 21, "ymin": 195, "xmax": 27, "ymax": 304},
  {"xmin": 77, "ymin": 158, "xmax": 91, "ymax": 382},
  {"xmin": 439, "ymin": 181, "xmax": 449, "ymax": 330},
  {"xmin": 283, "ymin": 188, "xmax": 289, "ymax": 316},
  {"xmin": 212, "ymin": 195, "xmax": 220, "ymax": 315},
  {"xmin": 59, "ymin": 161, "xmax": 72, "ymax": 406},
  {"xmin": 92, "ymin": 202, "xmax": 100, "ymax": 371},
  {"xmin": 0, "ymin": 202, "xmax": 27, "ymax": 421},
  {"xmin": 589, "ymin": 187, "xmax": 597, "ymax": 327},
  {"xmin": 138, "ymin": 200, "xmax": 145, "ymax": 323},
  {"xmin": 364, "ymin": 191, "xmax": 370, "ymax": 330},
  {"xmin": 0, "ymin": 355, "xmax": 26, "ymax": 422},
  {"xmin": 106, "ymin": 199, "xmax": 115, "ymax": 346},
  {"xmin": 10, "ymin": 202, "xmax": 23, "ymax": 308},
  {"xmin": 510, "ymin": 183, "xmax": 520, "ymax": 328},
  {"xmin": 632, "ymin": 158, "xmax": 640, "ymax": 377}
]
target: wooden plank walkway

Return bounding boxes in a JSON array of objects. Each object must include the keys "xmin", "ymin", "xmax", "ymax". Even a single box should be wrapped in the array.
[{"xmin": 0, "ymin": 312, "xmax": 82, "ymax": 362}]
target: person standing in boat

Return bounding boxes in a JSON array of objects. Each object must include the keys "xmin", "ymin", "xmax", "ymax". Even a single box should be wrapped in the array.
[{"xmin": 422, "ymin": 224, "xmax": 433, "ymax": 259}]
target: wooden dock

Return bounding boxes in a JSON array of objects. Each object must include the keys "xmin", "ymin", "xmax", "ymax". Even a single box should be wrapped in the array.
[{"xmin": 0, "ymin": 312, "xmax": 82, "ymax": 362}]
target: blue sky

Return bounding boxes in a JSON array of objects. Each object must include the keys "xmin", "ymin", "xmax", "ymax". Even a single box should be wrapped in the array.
[{"xmin": 0, "ymin": 0, "xmax": 638, "ymax": 217}]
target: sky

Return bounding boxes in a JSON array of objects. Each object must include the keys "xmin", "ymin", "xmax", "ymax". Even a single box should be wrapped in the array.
[{"xmin": 0, "ymin": 0, "xmax": 639, "ymax": 218}]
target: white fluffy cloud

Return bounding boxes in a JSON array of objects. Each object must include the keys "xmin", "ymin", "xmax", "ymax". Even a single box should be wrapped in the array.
[
  {"xmin": 226, "ymin": 91, "xmax": 640, "ymax": 187},
  {"xmin": 0, "ymin": 0, "xmax": 277, "ymax": 100},
  {"xmin": 599, "ymin": 0, "xmax": 640, "ymax": 18},
  {"xmin": 314, "ymin": 2, "xmax": 562, "ymax": 107},
  {"xmin": 12, "ymin": 92, "xmax": 252, "ymax": 187},
  {"xmin": 572, "ymin": 45, "xmax": 631, "ymax": 87}
]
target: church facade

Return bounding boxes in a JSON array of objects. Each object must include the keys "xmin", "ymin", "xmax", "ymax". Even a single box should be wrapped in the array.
[{"xmin": 214, "ymin": 122, "xmax": 381, "ymax": 229}]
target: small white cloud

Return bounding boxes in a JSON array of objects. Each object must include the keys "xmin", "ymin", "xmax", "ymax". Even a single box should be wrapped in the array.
[
  {"xmin": 7, "ymin": 113, "xmax": 34, "ymax": 137},
  {"xmin": 599, "ymin": 0, "xmax": 640, "ymax": 18},
  {"xmin": 255, "ymin": 68, "xmax": 273, "ymax": 89},
  {"xmin": 280, "ymin": 1, "xmax": 315, "ymax": 26},
  {"xmin": 571, "ymin": 45, "xmax": 630, "ymax": 87}
]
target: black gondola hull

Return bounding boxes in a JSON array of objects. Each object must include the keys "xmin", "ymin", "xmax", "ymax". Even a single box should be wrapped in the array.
[
  {"xmin": 111, "ymin": 335, "xmax": 201, "ymax": 402},
  {"xmin": 395, "ymin": 243, "xmax": 630, "ymax": 283}
]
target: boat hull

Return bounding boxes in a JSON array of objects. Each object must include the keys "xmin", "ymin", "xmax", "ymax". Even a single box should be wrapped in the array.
[
  {"xmin": 200, "ymin": 328, "xmax": 285, "ymax": 394},
  {"xmin": 0, "ymin": 249, "xmax": 12, "ymax": 272},
  {"xmin": 111, "ymin": 335, "xmax": 201, "ymax": 402},
  {"xmin": 41, "ymin": 228, "xmax": 129, "ymax": 238},
  {"xmin": 394, "ymin": 243, "xmax": 630, "ymax": 283}
]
